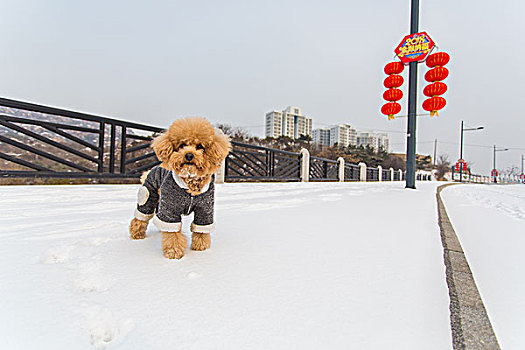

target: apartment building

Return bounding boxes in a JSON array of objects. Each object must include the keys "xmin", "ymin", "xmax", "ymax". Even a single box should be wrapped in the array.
[
  {"xmin": 312, "ymin": 124, "xmax": 357, "ymax": 148},
  {"xmin": 357, "ymin": 132, "xmax": 389, "ymax": 152},
  {"xmin": 265, "ymin": 111, "xmax": 283, "ymax": 138},
  {"xmin": 265, "ymin": 106, "xmax": 312, "ymax": 139},
  {"xmin": 312, "ymin": 128, "xmax": 331, "ymax": 146},
  {"xmin": 329, "ymin": 124, "xmax": 357, "ymax": 147}
]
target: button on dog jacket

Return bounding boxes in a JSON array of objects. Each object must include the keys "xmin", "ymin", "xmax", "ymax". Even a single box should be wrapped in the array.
[{"xmin": 134, "ymin": 166, "xmax": 215, "ymax": 233}]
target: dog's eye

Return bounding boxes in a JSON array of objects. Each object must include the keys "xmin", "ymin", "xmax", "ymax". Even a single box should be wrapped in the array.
[
  {"xmin": 179, "ymin": 143, "xmax": 186, "ymax": 149},
  {"xmin": 196, "ymin": 144, "xmax": 204, "ymax": 150}
]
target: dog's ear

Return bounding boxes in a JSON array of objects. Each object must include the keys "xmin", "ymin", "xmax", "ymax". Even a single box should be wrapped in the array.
[
  {"xmin": 208, "ymin": 129, "xmax": 232, "ymax": 166},
  {"xmin": 151, "ymin": 132, "xmax": 173, "ymax": 162}
]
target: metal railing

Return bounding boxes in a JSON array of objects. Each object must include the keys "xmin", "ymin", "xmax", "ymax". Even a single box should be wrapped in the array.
[
  {"xmin": 450, "ymin": 167, "xmax": 521, "ymax": 184},
  {"xmin": 309, "ymin": 156, "xmax": 339, "ymax": 181},
  {"xmin": 0, "ymin": 97, "xmax": 162, "ymax": 178},
  {"xmin": 0, "ymin": 98, "xmax": 413, "ymax": 183},
  {"xmin": 366, "ymin": 167, "xmax": 379, "ymax": 181},
  {"xmin": 393, "ymin": 171, "xmax": 400, "ymax": 181},
  {"xmin": 344, "ymin": 163, "xmax": 360, "ymax": 181},
  {"xmin": 225, "ymin": 141, "xmax": 301, "ymax": 181},
  {"xmin": 381, "ymin": 169, "xmax": 391, "ymax": 181}
]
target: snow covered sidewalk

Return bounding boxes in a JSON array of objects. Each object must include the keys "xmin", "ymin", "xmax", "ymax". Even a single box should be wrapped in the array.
[
  {"xmin": 0, "ymin": 182, "xmax": 452, "ymax": 349},
  {"xmin": 441, "ymin": 184, "xmax": 525, "ymax": 349}
]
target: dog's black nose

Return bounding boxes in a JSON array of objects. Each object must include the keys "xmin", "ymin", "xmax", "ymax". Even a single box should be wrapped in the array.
[{"xmin": 185, "ymin": 153, "xmax": 194, "ymax": 161}]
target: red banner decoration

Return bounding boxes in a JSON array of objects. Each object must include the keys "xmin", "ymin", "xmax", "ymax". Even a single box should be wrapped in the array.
[{"xmin": 395, "ymin": 32, "xmax": 435, "ymax": 64}]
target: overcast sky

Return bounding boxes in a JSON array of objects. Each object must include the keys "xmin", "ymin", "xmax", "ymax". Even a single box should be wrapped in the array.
[{"xmin": 1, "ymin": 0, "xmax": 524, "ymax": 174}]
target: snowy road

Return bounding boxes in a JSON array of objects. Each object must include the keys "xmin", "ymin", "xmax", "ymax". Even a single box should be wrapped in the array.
[
  {"xmin": 441, "ymin": 184, "xmax": 525, "ymax": 350},
  {"xmin": 0, "ymin": 182, "xmax": 452, "ymax": 349}
]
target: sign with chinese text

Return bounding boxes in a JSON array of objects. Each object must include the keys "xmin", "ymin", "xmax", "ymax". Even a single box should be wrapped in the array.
[{"xmin": 395, "ymin": 32, "xmax": 435, "ymax": 64}]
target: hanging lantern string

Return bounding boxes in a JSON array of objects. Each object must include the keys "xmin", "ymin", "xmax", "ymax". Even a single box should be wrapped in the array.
[{"xmin": 381, "ymin": 112, "xmax": 433, "ymax": 119}]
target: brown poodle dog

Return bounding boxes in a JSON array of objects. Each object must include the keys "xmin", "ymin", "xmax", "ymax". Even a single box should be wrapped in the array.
[{"xmin": 129, "ymin": 117, "xmax": 231, "ymax": 259}]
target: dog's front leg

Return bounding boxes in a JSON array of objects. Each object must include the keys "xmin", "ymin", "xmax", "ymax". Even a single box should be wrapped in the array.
[
  {"xmin": 191, "ymin": 232, "xmax": 211, "ymax": 251},
  {"xmin": 129, "ymin": 218, "xmax": 149, "ymax": 239},
  {"xmin": 162, "ymin": 231, "xmax": 188, "ymax": 259}
]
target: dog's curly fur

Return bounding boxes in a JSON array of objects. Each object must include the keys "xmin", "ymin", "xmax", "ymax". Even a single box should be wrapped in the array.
[{"xmin": 129, "ymin": 117, "xmax": 231, "ymax": 259}]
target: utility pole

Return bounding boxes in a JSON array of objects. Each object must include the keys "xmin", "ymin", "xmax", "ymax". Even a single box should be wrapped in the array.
[
  {"xmin": 459, "ymin": 121, "xmax": 483, "ymax": 182},
  {"xmin": 433, "ymin": 138, "xmax": 437, "ymax": 166},
  {"xmin": 520, "ymin": 154, "xmax": 525, "ymax": 183},
  {"xmin": 405, "ymin": 0, "xmax": 419, "ymax": 189},
  {"xmin": 459, "ymin": 121, "xmax": 464, "ymax": 182},
  {"xmin": 493, "ymin": 145, "xmax": 509, "ymax": 183},
  {"xmin": 493, "ymin": 145, "xmax": 496, "ymax": 183}
]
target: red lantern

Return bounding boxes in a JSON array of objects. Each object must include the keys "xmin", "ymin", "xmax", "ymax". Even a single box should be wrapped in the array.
[
  {"xmin": 384, "ymin": 75, "xmax": 404, "ymax": 88},
  {"xmin": 384, "ymin": 62, "xmax": 404, "ymax": 75},
  {"xmin": 423, "ymin": 82, "xmax": 447, "ymax": 97},
  {"xmin": 425, "ymin": 67, "xmax": 449, "ymax": 82},
  {"xmin": 381, "ymin": 102, "xmax": 401, "ymax": 120},
  {"xmin": 382, "ymin": 61, "xmax": 405, "ymax": 120},
  {"xmin": 383, "ymin": 88, "xmax": 403, "ymax": 102},
  {"xmin": 426, "ymin": 52, "xmax": 450, "ymax": 68},
  {"xmin": 422, "ymin": 96, "xmax": 446, "ymax": 116}
]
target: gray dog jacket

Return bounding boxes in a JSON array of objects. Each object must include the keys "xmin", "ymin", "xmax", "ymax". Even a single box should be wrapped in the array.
[{"xmin": 134, "ymin": 166, "xmax": 215, "ymax": 233}]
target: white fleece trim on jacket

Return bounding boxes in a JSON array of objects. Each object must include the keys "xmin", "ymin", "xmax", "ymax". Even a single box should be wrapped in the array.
[
  {"xmin": 171, "ymin": 171, "xmax": 211, "ymax": 194},
  {"xmin": 153, "ymin": 215, "xmax": 182, "ymax": 232},
  {"xmin": 134, "ymin": 208, "xmax": 154, "ymax": 221},
  {"xmin": 191, "ymin": 222, "xmax": 215, "ymax": 233}
]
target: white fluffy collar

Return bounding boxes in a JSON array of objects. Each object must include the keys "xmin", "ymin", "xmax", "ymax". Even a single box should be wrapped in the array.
[{"xmin": 171, "ymin": 171, "xmax": 211, "ymax": 194}]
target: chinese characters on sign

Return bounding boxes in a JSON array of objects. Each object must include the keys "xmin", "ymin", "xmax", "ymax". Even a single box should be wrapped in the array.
[{"xmin": 395, "ymin": 32, "xmax": 435, "ymax": 64}]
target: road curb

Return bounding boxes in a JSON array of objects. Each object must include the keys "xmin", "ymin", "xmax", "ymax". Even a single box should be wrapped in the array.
[{"xmin": 437, "ymin": 184, "xmax": 500, "ymax": 349}]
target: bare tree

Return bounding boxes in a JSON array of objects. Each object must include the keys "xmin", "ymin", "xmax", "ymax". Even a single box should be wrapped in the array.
[
  {"xmin": 215, "ymin": 123, "xmax": 251, "ymax": 142},
  {"xmin": 435, "ymin": 154, "xmax": 451, "ymax": 181},
  {"xmin": 502, "ymin": 166, "xmax": 519, "ymax": 176}
]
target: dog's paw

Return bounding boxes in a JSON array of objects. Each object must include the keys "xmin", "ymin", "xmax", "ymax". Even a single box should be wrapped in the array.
[
  {"xmin": 130, "ymin": 231, "xmax": 146, "ymax": 240},
  {"xmin": 163, "ymin": 247, "xmax": 184, "ymax": 259},
  {"xmin": 191, "ymin": 232, "xmax": 211, "ymax": 251},
  {"xmin": 162, "ymin": 232, "xmax": 187, "ymax": 259},
  {"xmin": 129, "ymin": 218, "xmax": 148, "ymax": 240}
]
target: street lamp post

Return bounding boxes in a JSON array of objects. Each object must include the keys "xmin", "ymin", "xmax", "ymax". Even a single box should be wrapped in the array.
[
  {"xmin": 405, "ymin": 0, "xmax": 419, "ymax": 189},
  {"xmin": 493, "ymin": 145, "xmax": 509, "ymax": 183},
  {"xmin": 459, "ymin": 121, "xmax": 484, "ymax": 182},
  {"xmin": 520, "ymin": 154, "xmax": 525, "ymax": 183}
]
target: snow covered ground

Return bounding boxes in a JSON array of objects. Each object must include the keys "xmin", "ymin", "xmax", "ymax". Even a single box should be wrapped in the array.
[
  {"xmin": 441, "ymin": 184, "xmax": 525, "ymax": 350},
  {"xmin": 0, "ymin": 181, "xmax": 452, "ymax": 349}
]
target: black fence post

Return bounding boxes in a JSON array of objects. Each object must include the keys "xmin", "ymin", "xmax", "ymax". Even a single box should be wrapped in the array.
[
  {"xmin": 109, "ymin": 123, "xmax": 115, "ymax": 173},
  {"xmin": 98, "ymin": 122, "xmax": 105, "ymax": 173},
  {"xmin": 120, "ymin": 126, "xmax": 127, "ymax": 174}
]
